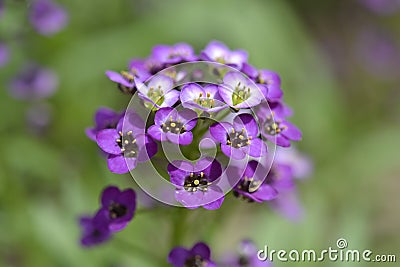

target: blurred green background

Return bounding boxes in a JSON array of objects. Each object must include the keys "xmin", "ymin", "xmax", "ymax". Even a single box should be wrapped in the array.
[{"xmin": 0, "ymin": 0, "xmax": 399, "ymax": 266}]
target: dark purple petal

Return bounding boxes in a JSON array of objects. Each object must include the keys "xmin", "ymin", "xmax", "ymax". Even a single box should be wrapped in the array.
[
  {"xmin": 147, "ymin": 125, "xmax": 166, "ymax": 141},
  {"xmin": 96, "ymin": 129, "xmax": 121, "ymax": 155},
  {"xmin": 178, "ymin": 108, "xmax": 197, "ymax": 130},
  {"xmin": 168, "ymin": 247, "xmax": 190, "ymax": 267},
  {"xmin": 200, "ymin": 159, "xmax": 222, "ymax": 181},
  {"xmin": 252, "ymin": 184, "xmax": 278, "ymax": 201},
  {"xmin": 154, "ymin": 107, "xmax": 175, "ymax": 125},
  {"xmin": 107, "ymin": 154, "xmax": 137, "ymax": 174},
  {"xmin": 191, "ymin": 242, "xmax": 211, "ymax": 260},
  {"xmin": 233, "ymin": 113, "xmax": 259, "ymax": 137},
  {"xmin": 210, "ymin": 122, "xmax": 230, "ymax": 143},
  {"xmin": 101, "ymin": 186, "xmax": 121, "ymax": 207},
  {"xmin": 247, "ymin": 138, "xmax": 267, "ymax": 158},
  {"xmin": 281, "ymin": 121, "xmax": 302, "ymax": 141},
  {"xmin": 168, "ymin": 160, "xmax": 192, "ymax": 186},
  {"xmin": 202, "ymin": 195, "xmax": 225, "ymax": 210}
]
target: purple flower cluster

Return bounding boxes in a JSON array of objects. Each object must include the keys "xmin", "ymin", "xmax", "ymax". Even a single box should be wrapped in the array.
[
  {"xmin": 83, "ymin": 41, "xmax": 310, "ymax": 264},
  {"xmin": 80, "ymin": 186, "xmax": 136, "ymax": 247},
  {"xmin": 168, "ymin": 240, "xmax": 271, "ymax": 267},
  {"xmin": 29, "ymin": 0, "xmax": 68, "ymax": 36}
]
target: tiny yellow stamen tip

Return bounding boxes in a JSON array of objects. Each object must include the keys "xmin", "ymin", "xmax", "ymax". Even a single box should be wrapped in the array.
[
  {"xmin": 200, "ymin": 172, "xmax": 204, "ymax": 177},
  {"xmin": 194, "ymin": 180, "xmax": 199, "ymax": 186}
]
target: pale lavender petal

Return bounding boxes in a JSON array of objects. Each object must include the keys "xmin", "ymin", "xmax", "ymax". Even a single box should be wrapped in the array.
[
  {"xmin": 210, "ymin": 122, "xmax": 230, "ymax": 143},
  {"xmin": 247, "ymin": 138, "xmax": 267, "ymax": 158}
]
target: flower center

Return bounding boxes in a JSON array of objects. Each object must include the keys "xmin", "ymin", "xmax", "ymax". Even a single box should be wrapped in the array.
[
  {"xmin": 238, "ymin": 255, "xmax": 251, "ymax": 267},
  {"xmin": 184, "ymin": 172, "xmax": 210, "ymax": 192},
  {"xmin": 109, "ymin": 202, "xmax": 128, "ymax": 219},
  {"xmin": 233, "ymin": 176, "xmax": 262, "ymax": 202},
  {"xmin": 162, "ymin": 117, "xmax": 185, "ymax": 134},
  {"xmin": 118, "ymin": 71, "xmax": 135, "ymax": 94},
  {"xmin": 264, "ymin": 116, "xmax": 285, "ymax": 136},
  {"xmin": 116, "ymin": 131, "xmax": 138, "ymax": 158},
  {"xmin": 184, "ymin": 255, "xmax": 207, "ymax": 267},
  {"xmin": 227, "ymin": 128, "xmax": 252, "ymax": 148},
  {"xmin": 232, "ymin": 82, "xmax": 251, "ymax": 105},
  {"xmin": 195, "ymin": 92, "xmax": 215, "ymax": 108},
  {"xmin": 147, "ymin": 85, "xmax": 165, "ymax": 105}
]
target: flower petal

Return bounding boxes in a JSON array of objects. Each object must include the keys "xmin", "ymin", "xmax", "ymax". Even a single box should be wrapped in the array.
[
  {"xmin": 107, "ymin": 154, "xmax": 137, "ymax": 174},
  {"xmin": 96, "ymin": 129, "xmax": 121, "ymax": 155}
]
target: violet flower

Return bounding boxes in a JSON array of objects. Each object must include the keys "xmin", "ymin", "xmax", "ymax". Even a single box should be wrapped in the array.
[
  {"xmin": 85, "ymin": 107, "xmax": 123, "ymax": 141},
  {"xmin": 218, "ymin": 72, "xmax": 265, "ymax": 109},
  {"xmin": 135, "ymin": 74, "xmax": 180, "ymax": 108},
  {"xmin": 96, "ymin": 113, "xmax": 157, "ymax": 174},
  {"xmin": 233, "ymin": 161, "xmax": 278, "ymax": 203},
  {"xmin": 259, "ymin": 113, "xmax": 302, "ymax": 148},
  {"xmin": 180, "ymin": 83, "xmax": 227, "ymax": 113},
  {"xmin": 29, "ymin": 0, "xmax": 68, "ymax": 36},
  {"xmin": 168, "ymin": 242, "xmax": 217, "ymax": 267},
  {"xmin": 167, "ymin": 158, "xmax": 224, "ymax": 210},
  {"xmin": 148, "ymin": 107, "xmax": 197, "ymax": 146},
  {"xmin": 79, "ymin": 210, "xmax": 111, "ymax": 247},
  {"xmin": 202, "ymin": 40, "xmax": 248, "ymax": 69},
  {"xmin": 222, "ymin": 240, "xmax": 272, "ymax": 267},
  {"xmin": 9, "ymin": 63, "xmax": 58, "ymax": 100},
  {"xmin": 210, "ymin": 113, "xmax": 267, "ymax": 160},
  {"xmin": 151, "ymin": 43, "xmax": 197, "ymax": 65},
  {"xmin": 99, "ymin": 186, "xmax": 136, "ymax": 232},
  {"xmin": 0, "ymin": 43, "xmax": 9, "ymax": 68},
  {"xmin": 360, "ymin": 0, "xmax": 400, "ymax": 15}
]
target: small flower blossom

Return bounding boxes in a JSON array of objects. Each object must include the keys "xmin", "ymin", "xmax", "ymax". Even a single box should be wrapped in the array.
[
  {"xmin": 8, "ymin": 63, "xmax": 58, "ymax": 100},
  {"xmin": 210, "ymin": 113, "xmax": 267, "ymax": 160},
  {"xmin": 259, "ymin": 113, "xmax": 302, "ymax": 148},
  {"xmin": 85, "ymin": 107, "xmax": 123, "ymax": 141},
  {"xmin": 202, "ymin": 40, "xmax": 248, "ymax": 69},
  {"xmin": 168, "ymin": 242, "xmax": 217, "ymax": 267},
  {"xmin": 151, "ymin": 43, "xmax": 197, "ymax": 65},
  {"xmin": 168, "ymin": 158, "xmax": 224, "ymax": 210},
  {"xmin": 233, "ymin": 161, "xmax": 278, "ymax": 203},
  {"xmin": 79, "ymin": 210, "xmax": 111, "ymax": 247},
  {"xmin": 96, "ymin": 113, "xmax": 157, "ymax": 174},
  {"xmin": 148, "ymin": 107, "xmax": 197, "ymax": 146},
  {"xmin": 29, "ymin": 0, "xmax": 68, "ymax": 36},
  {"xmin": 135, "ymin": 74, "xmax": 180, "ymax": 108},
  {"xmin": 180, "ymin": 83, "xmax": 227, "ymax": 113},
  {"xmin": 218, "ymin": 72, "xmax": 265, "ymax": 109},
  {"xmin": 100, "ymin": 186, "xmax": 136, "ymax": 232},
  {"xmin": 222, "ymin": 240, "xmax": 272, "ymax": 267},
  {"xmin": 0, "ymin": 42, "xmax": 9, "ymax": 68}
]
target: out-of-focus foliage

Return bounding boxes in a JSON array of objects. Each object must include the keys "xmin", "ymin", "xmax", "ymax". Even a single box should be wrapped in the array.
[{"xmin": 0, "ymin": 0, "xmax": 399, "ymax": 266}]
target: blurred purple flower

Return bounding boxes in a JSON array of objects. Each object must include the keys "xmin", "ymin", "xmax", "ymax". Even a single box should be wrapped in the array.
[
  {"xmin": 233, "ymin": 161, "xmax": 278, "ymax": 203},
  {"xmin": 9, "ymin": 63, "xmax": 58, "ymax": 100},
  {"xmin": 100, "ymin": 186, "xmax": 136, "ymax": 232},
  {"xmin": 202, "ymin": 40, "xmax": 248, "ymax": 69},
  {"xmin": 85, "ymin": 107, "xmax": 123, "ymax": 141},
  {"xmin": 210, "ymin": 113, "xmax": 267, "ymax": 160},
  {"xmin": 148, "ymin": 107, "xmax": 197, "ymax": 146},
  {"xmin": 180, "ymin": 83, "xmax": 227, "ymax": 113},
  {"xmin": 0, "ymin": 42, "xmax": 9, "ymax": 68},
  {"xmin": 29, "ymin": 0, "xmax": 68, "ymax": 36},
  {"xmin": 26, "ymin": 102, "xmax": 52, "ymax": 135},
  {"xmin": 167, "ymin": 158, "xmax": 224, "ymax": 210},
  {"xmin": 222, "ymin": 240, "xmax": 272, "ymax": 267},
  {"xmin": 79, "ymin": 210, "xmax": 111, "ymax": 247},
  {"xmin": 359, "ymin": 0, "xmax": 400, "ymax": 15},
  {"xmin": 219, "ymin": 72, "xmax": 265, "ymax": 108},
  {"xmin": 355, "ymin": 29, "xmax": 400, "ymax": 81},
  {"xmin": 275, "ymin": 147, "xmax": 313, "ymax": 179},
  {"xmin": 96, "ymin": 113, "xmax": 157, "ymax": 174},
  {"xmin": 168, "ymin": 242, "xmax": 217, "ymax": 267},
  {"xmin": 151, "ymin": 43, "xmax": 197, "ymax": 65}
]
